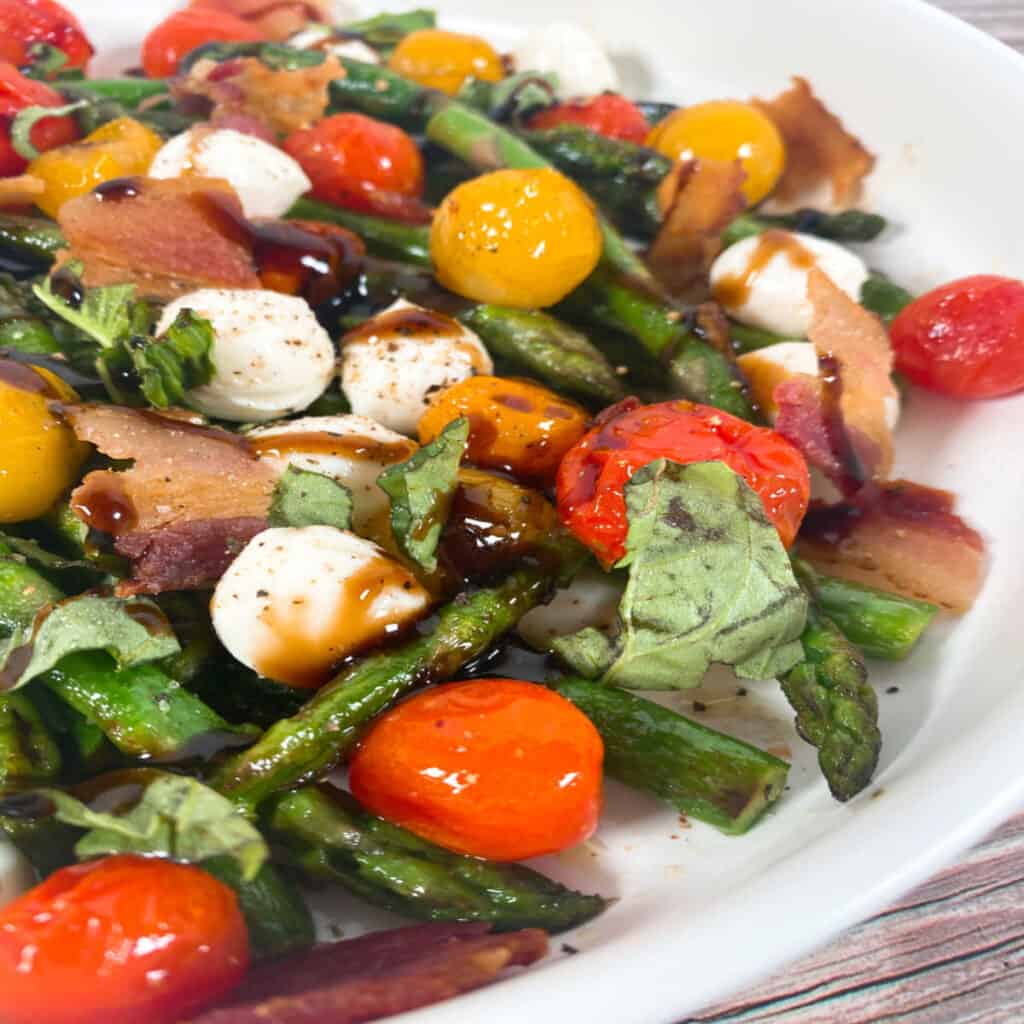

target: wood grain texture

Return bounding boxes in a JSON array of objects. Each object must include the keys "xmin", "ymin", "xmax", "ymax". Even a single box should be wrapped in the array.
[{"xmin": 685, "ymin": 7, "xmax": 1024, "ymax": 1021}]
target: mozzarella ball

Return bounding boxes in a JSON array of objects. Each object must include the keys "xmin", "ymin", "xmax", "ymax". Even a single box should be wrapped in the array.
[
  {"xmin": 157, "ymin": 289, "xmax": 335, "ymax": 422},
  {"xmin": 149, "ymin": 128, "xmax": 311, "ymax": 219},
  {"xmin": 710, "ymin": 232, "xmax": 870, "ymax": 337},
  {"xmin": 511, "ymin": 21, "xmax": 619, "ymax": 99},
  {"xmin": 212, "ymin": 526, "xmax": 431, "ymax": 688},
  {"xmin": 340, "ymin": 299, "xmax": 492, "ymax": 435},
  {"xmin": 737, "ymin": 341, "xmax": 900, "ymax": 429},
  {"xmin": 248, "ymin": 414, "xmax": 417, "ymax": 532},
  {"xmin": 287, "ymin": 25, "xmax": 381, "ymax": 63}
]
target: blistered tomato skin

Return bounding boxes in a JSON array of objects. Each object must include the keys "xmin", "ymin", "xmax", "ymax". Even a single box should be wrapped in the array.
[
  {"xmin": 528, "ymin": 93, "xmax": 650, "ymax": 144},
  {"xmin": 889, "ymin": 275, "xmax": 1024, "ymax": 399},
  {"xmin": 349, "ymin": 678, "xmax": 604, "ymax": 861},
  {"xmin": 0, "ymin": 854, "xmax": 249, "ymax": 1024},
  {"xmin": 0, "ymin": 63, "xmax": 78, "ymax": 176},
  {"xmin": 557, "ymin": 400, "xmax": 810, "ymax": 566},
  {"xmin": 647, "ymin": 100, "xmax": 786, "ymax": 205},
  {"xmin": 141, "ymin": 7, "xmax": 266, "ymax": 78},
  {"xmin": 284, "ymin": 113, "xmax": 424, "ymax": 218},
  {"xmin": 0, "ymin": 360, "xmax": 87, "ymax": 523},
  {"xmin": 388, "ymin": 28, "xmax": 503, "ymax": 95},
  {"xmin": 418, "ymin": 375, "xmax": 589, "ymax": 483},
  {"xmin": 431, "ymin": 167, "xmax": 603, "ymax": 308},
  {"xmin": 0, "ymin": 0, "xmax": 94, "ymax": 71}
]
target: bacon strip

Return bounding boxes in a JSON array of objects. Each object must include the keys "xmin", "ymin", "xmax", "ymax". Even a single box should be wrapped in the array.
[
  {"xmin": 799, "ymin": 482, "xmax": 985, "ymax": 613},
  {"xmin": 61, "ymin": 404, "xmax": 277, "ymax": 537},
  {"xmin": 647, "ymin": 158, "xmax": 747, "ymax": 301},
  {"xmin": 180, "ymin": 54, "xmax": 342, "ymax": 137},
  {"xmin": 185, "ymin": 923, "xmax": 549, "ymax": 1024},
  {"xmin": 753, "ymin": 77, "xmax": 875, "ymax": 208},
  {"xmin": 115, "ymin": 517, "xmax": 268, "ymax": 595},
  {"xmin": 807, "ymin": 268, "xmax": 895, "ymax": 478},
  {"xmin": 58, "ymin": 177, "xmax": 260, "ymax": 300}
]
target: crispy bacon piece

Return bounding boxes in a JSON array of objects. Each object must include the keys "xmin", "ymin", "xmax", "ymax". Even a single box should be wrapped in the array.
[
  {"xmin": 647, "ymin": 158, "xmax": 747, "ymax": 301},
  {"xmin": 799, "ymin": 482, "xmax": 986, "ymax": 613},
  {"xmin": 58, "ymin": 177, "xmax": 260, "ymax": 300},
  {"xmin": 185, "ymin": 923, "xmax": 549, "ymax": 1024},
  {"xmin": 115, "ymin": 517, "xmax": 268, "ymax": 595},
  {"xmin": 807, "ymin": 268, "xmax": 895, "ymax": 477},
  {"xmin": 753, "ymin": 77, "xmax": 875, "ymax": 208},
  {"xmin": 61, "ymin": 404, "xmax": 277, "ymax": 537},
  {"xmin": 190, "ymin": 0, "xmax": 332, "ymax": 40},
  {"xmin": 181, "ymin": 54, "xmax": 343, "ymax": 138}
]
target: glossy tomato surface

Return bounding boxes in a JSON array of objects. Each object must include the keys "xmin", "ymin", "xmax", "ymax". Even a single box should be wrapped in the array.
[
  {"xmin": 141, "ymin": 7, "xmax": 265, "ymax": 78},
  {"xmin": 529, "ymin": 93, "xmax": 651, "ymax": 144},
  {"xmin": 0, "ymin": 0, "xmax": 93, "ymax": 70},
  {"xmin": 0, "ymin": 62, "xmax": 77, "ymax": 175},
  {"xmin": 0, "ymin": 854, "xmax": 249, "ymax": 1024},
  {"xmin": 890, "ymin": 274, "xmax": 1024, "ymax": 398},
  {"xmin": 284, "ymin": 112, "xmax": 426, "ymax": 220},
  {"xmin": 557, "ymin": 399, "xmax": 810, "ymax": 566},
  {"xmin": 350, "ymin": 678, "xmax": 604, "ymax": 861}
]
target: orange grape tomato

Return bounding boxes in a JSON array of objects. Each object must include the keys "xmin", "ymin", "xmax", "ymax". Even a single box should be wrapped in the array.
[
  {"xmin": 387, "ymin": 28, "xmax": 503, "ymax": 95},
  {"xmin": 0, "ymin": 854, "xmax": 249, "ymax": 1024},
  {"xmin": 141, "ymin": 7, "xmax": 266, "ymax": 78},
  {"xmin": 418, "ymin": 375, "xmax": 589, "ymax": 483},
  {"xmin": 557, "ymin": 399, "xmax": 810, "ymax": 566},
  {"xmin": 349, "ymin": 678, "xmax": 604, "ymax": 861}
]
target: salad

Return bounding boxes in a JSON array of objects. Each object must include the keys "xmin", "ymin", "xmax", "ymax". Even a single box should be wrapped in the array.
[{"xmin": 0, "ymin": 1, "xmax": 1017, "ymax": 1021}]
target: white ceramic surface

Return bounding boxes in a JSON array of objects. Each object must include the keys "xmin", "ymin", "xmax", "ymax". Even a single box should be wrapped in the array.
[{"xmin": 20, "ymin": 2, "xmax": 1024, "ymax": 1021}]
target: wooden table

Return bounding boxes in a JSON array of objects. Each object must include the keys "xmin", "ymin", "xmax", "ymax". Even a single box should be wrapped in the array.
[{"xmin": 689, "ymin": 4, "xmax": 1024, "ymax": 1020}]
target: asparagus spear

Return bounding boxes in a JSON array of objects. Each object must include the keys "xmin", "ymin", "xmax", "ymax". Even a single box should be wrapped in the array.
[
  {"xmin": 729, "ymin": 322, "xmax": 796, "ymax": 354},
  {"xmin": 266, "ymin": 785, "xmax": 606, "ymax": 933},
  {"xmin": 60, "ymin": 78, "xmax": 170, "ymax": 105},
  {"xmin": 552, "ymin": 677, "xmax": 789, "ymax": 834},
  {"xmin": 458, "ymin": 304, "xmax": 625, "ymax": 404},
  {"xmin": 0, "ymin": 214, "xmax": 64, "ymax": 266},
  {"xmin": 335, "ymin": 9, "xmax": 436, "ymax": 54},
  {"xmin": 0, "ymin": 693, "xmax": 63, "ymax": 784},
  {"xmin": 860, "ymin": 273, "xmax": 914, "ymax": 322},
  {"xmin": 722, "ymin": 209, "xmax": 888, "ymax": 247},
  {"xmin": 794, "ymin": 559, "xmax": 938, "ymax": 661},
  {"xmin": 0, "ymin": 791, "xmax": 80, "ymax": 878},
  {"xmin": 211, "ymin": 566, "xmax": 554, "ymax": 812},
  {"xmin": 779, "ymin": 605, "xmax": 881, "ymax": 801}
]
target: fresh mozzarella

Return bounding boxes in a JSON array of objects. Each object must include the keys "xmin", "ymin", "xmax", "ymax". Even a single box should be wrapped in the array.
[
  {"xmin": 710, "ymin": 232, "xmax": 870, "ymax": 338},
  {"xmin": 511, "ymin": 21, "xmax": 619, "ymax": 99},
  {"xmin": 248, "ymin": 414, "xmax": 417, "ymax": 531},
  {"xmin": 0, "ymin": 844, "xmax": 34, "ymax": 909},
  {"xmin": 340, "ymin": 299, "xmax": 492, "ymax": 435},
  {"xmin": 212, "ymin": 526, "xmax": 431, "ymax": 687},
  {"xmin": 157, "ymin": 289, "xmax": 335, "ymax": 422},
  {"xmin": 737, "ymin": 341, "xmax": 900, "ymax": 429},
  {"xmin": 149, "ymin": 128, "xmax": 311, "ymax": 219},
  {"xmin": 287, "ymin": 25, "xmax": 381, "ymax": 63}
]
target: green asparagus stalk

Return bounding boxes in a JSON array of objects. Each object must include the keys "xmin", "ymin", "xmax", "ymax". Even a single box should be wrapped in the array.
[
  {"xmin": 552, "ymin": 677, "xmax": 789, "ymax": 834},
  {"xmin": 211, "ymin": 566, "xmax": 554, "ymax": 812},
  {"xmin": 335, "ymin": 9, "xmax": 436, "ymax": 53},
  {"xmin": 794, "ymin": 559, "xmax": 937, "ymax": 660},
  {"xmin": 327, "ymin": 56, "xmax": 437, "ymax": 130},
  {"xmin": 0, "ymin": 693, "xmax": 63, "ymax": 784},
  {"xmin": 288, "ymin": 196, "xmax": 432, "ymax": 267},
  {"xmin": 459, "ymin": 304, "xmax": 626, "ymax": 403},
  {"xmin": 0, "ymin": 214, "xmax": 64, "ymax": 266},
  {"xmin": 202, "ymin": 856, "xmax": 315, "ymax": 960},
  {"xmin": 266, "ymin": 785, "xmax": 606, "ymax": 933},
  {"xmin": 779, "ymin": 605, "xmax": 881, "ymax": 801},
  {"xmin": 860, "ymin": 273, "xmax": 914, "ymax": 322},
  {"xmin": 0, "ymin": 792, "xmax": 80, "ymax": 878},
  {"xmin": 729, "ymin": 322, "xmax": 797, "ymax": 354},
  {"xmin": 60, "ymin": 78, "xmax": 169, "ymax": 105},
  {"xmin": 722, "ymin": 209, "xmax": 888, "ymax": 248}
]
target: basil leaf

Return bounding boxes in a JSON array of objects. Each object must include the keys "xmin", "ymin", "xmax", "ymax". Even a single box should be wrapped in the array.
[
  {"xmin": 377, "ymin": 417, "xmax": 468, "ymax": 573},
  {"xmin": 268, "ymin": 465, "xmax": 354, "ymax": 531},
  {"xmin": 33, "ymin": 267, "xmax": 147, "ymax": 351},
  {"xmin": 0, "ymin": 532, "xmax": 96, "ymax": 575},
  {"xmin": 552, "ymin": 460, "xmax": 807, "ymax": 689},
  {"xmin": 127, "ymin": 308, "xmax": 216, "ymax": 408},
  {"xmin": 43, "ymin": 774, "xmax": 269, "ymax": 881},
  {"xmin": 0, "ymin": 594, "xmax": 180, "ymax": 692}
]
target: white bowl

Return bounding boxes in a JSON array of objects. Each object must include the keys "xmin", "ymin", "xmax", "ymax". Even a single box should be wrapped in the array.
[{"xmin": 28, "ymin": 3, "xmax": 1024, "ymax": 1022}]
